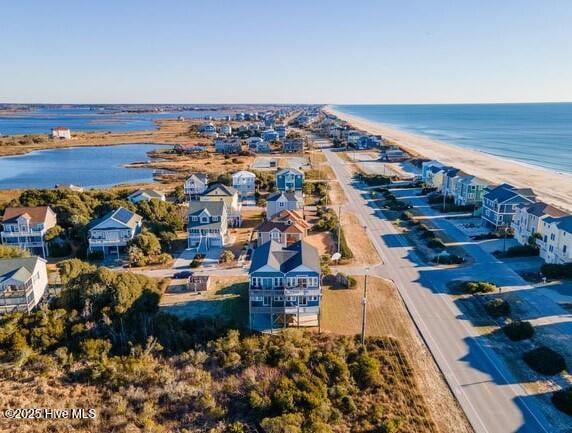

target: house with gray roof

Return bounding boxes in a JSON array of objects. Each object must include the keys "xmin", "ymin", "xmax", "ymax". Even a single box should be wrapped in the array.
[
  {"xmin": 453, "ymin": 175, "xmax": 489, "ymax": 207},
  {"xmin": 481, "ymin": 183, "xmax": 536, "ymax": 229},
  {"xmin": 266, "ymin": 191, "xmax": 303, "ymax": 219},
  {"xmin": 184, "ymin": 173, "xmax": 209, "ymax": 197},
  {"xmin": 187, "ymin": 201, "xmax": 228, "ymax": 252},
  {"xmin": 512, "ymin": 201, "xmax": 568, "ymax": 246},
  {"xmin": 537, "ymin": 215, "xmax": 572, "ymax": 264},
  {"xmin": 87, "ymin": 207, "xmax": 142, "ymax": 257},
  {"xmin": 0, "ymin": 256, "xmax": 48, "ymax": 314},
  {"xmin": 248, "ymin": 240, "xmax": 321, "ymax": 331},
  {"xmin": 128, "ymin": 189, "xmax": 166, "ymax": 204}
]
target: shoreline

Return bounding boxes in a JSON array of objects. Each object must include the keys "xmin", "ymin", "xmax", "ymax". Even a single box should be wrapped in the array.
[{"xmin": 325, "ymin": 106, "xmax": 572, "ymax": 213}]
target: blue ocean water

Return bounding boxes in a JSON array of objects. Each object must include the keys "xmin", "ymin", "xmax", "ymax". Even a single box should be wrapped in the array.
[
  {"xmin": 0, "ymin": 144, "xmax": 165, "ymax": 189},
  {"xmin": 0, "ymin": 106, "xmax": 231, "ymax": 135},
  {"xmin": 332, "ymin": 103, "xmax": 572, "ymax": 175}
]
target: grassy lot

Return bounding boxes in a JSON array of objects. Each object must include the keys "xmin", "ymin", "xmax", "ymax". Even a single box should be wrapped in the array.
[
  {"xmin": 160, "ymin": 276, "xmax": 249, "ymax": 327},
  {"xmin": 321, "ymin": 276, "xmax": 473, "ymax": 433},
  {"xmin": 227, "ymin": 208, "xmax": 263, "ymax": 257},
  {"xmin": 341, "ymin": 211, "xmax": 381, "ymax": 265}
]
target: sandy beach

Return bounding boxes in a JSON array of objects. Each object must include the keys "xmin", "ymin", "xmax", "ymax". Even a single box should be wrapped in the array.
[{"xmin": 325, "ymin": 106, "xmax": 572, "ymax": 213}]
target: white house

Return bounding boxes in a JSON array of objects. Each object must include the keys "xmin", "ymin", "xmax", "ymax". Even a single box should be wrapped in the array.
[
  {"xmin": 184, "ymin": 173, "xmax": 209, "ymax": 197},
  {"xmin": 199, "ymin": 122, "xmax": 217, "ymax": 137},
  {"xmin": 199, "ymin": 183, "xmax": 242, "ymax": 226},
  {"xmin": 512, "ymin": 202, "xmax": 568, "ymax": 246},
  {"xmin": 1, "ymin": 206, "xmax": 58, "ymax": 258},
  {"xmin": 50, "ymin": 127, "xmax": 71, "ymax": 139},
  {"xmin": 421, "ymin": 160, "xmax": 444, "ymax": 185},
  {"xmin": 187, "ymin": 201, "xmax": 228, "ymax": 253},
  {"xmin": 538, "ymin": 216, "xmax": 572, "ymax": 264},
  {"xmin": 87, "ymin": 208, "xmax": 143, "ymax": 257},
  {"xmin": 266, "ymin": 192, "xmax": 303, "ymax": 219},
  {"xmin": 232, "ymin": 171, "xmax": 256, "ymax": 204},
  {"xmin": 220, "ymin": 124, "xmax": 232, "ymax": 136},
  {"xmin": 0, "ymin": 256, "xmax": 48, "ymax": 314},
  {"xmin": 128, "ymin": 189, "xmax": 166, "ymax": 204}
]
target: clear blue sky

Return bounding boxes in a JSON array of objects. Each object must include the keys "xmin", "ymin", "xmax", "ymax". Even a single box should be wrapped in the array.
[{"xmin": 1, "ymin": 0, "xmax": 571, "ymax": 104}]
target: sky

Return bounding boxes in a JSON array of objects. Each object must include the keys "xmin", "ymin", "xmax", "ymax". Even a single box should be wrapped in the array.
[{"xmin": 1, "ymin": 0, "xmax": 571, "ymax": 104}]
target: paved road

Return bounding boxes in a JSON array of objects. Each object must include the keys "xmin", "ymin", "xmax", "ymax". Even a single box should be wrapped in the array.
[{"xmin": 312, "ymin": 136, "xmax": 553, "ymax": 433}]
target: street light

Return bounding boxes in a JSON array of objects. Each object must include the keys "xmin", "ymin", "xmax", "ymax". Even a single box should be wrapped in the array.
[{"xmin": 360, "ymin": 267, "xmax": 370, "ymax": 346}]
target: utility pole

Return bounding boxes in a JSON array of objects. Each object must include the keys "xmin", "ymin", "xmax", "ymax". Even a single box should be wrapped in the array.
[
  {"xmin": 360, "ymin": 267, "xmax": 370, "ymax": 346},
  {"xmin": 337, "ymin": 205, "xmax": 342, "ymax": 255}
]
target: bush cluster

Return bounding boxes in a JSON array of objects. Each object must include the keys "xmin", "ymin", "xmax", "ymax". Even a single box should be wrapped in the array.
[
  {"xmin": 484, "ymin": 298, "xmax": 511, "ymax": 318},
  {"xmin": 502, "ymin": 321, "xmax": 534, "ymax": 341},
  {"xmin": 522, "ymin": 346, "xmax": 567, "ymax": 376},
  {"xmin": 552, "ymin": 387, "xmax": 572, "ymax": 416},
  {"xmin": 541, "ymin": 263, "xmax": 572, "ymax": 279},
  {"xmin": 458, "ymin": 281, "xmax": 498, "ymax": 294}
]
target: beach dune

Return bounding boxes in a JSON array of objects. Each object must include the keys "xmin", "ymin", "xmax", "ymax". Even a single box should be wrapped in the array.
[{"xmin": 325, "ymin": 106, "xmax": 572, "ymax": 213}]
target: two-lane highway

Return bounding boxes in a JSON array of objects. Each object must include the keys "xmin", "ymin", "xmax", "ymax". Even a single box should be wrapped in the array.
[{"xmin": 313, "ymin": 136, "xmax": 553, "ymax": 433}]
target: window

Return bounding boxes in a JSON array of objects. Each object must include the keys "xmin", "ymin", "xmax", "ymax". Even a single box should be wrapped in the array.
[
  {"xmin": 299, "ymin": 296, "xmax": 307, "ymax": 306},
  {"xmin": 273, "ymin": 296, "xmax": 283, "ymax": 302},
  {"xmin": 564, "ymin": 245, "xmax": 568, "ymax": 253}
]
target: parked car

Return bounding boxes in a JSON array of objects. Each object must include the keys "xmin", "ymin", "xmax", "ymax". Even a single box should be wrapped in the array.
[{"xmin": 174, "ymin": 271, "xmax": 193, "ymax": 279}]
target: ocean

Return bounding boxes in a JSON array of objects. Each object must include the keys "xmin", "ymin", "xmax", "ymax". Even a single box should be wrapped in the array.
[{"xmin": 332, "ymin": 103, "xmax": 572, "ymax": 175}]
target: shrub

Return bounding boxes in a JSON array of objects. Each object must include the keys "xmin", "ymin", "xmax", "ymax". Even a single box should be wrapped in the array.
[
  {"xmin": 459, "ymin": 281, "xmax": 498, "ymax": 294},
  {"xmin": 350, "ymin": 353, "xmax": 382, "ymax": 389},
  {"xmin": 541, "ymin": 263, "xmax": 572, "ymax": 279},
  {"xmin": 485, "ymin": 298, "xmax": 511, "ymax": 317},
  {"xmin": 220, "ymin": 250, "xmax": 235, "ymax": 263},
  {"xmin": 427, "ymin": 238, "xmax": 446, "ymax": 249},
  {"xmin": 434, "ymin": 254, "xmax": 464, "ymax": 265},
  {"xmin": 190, "ymin": 254, "xmax": 205, "ymax": 268},
  {"xmin": 347, "ymin": 276, "xmax": 357, "ymax": 288},
  {"xmin": 503, "ymin": 321, "xmax": 534, "ymax": 341},
  {"xmin": 504, "ymin": 244, "xmax": 539, "ymax": 257},
  {"xmin": 552, "ymin": 387, "xmax": 572, "ymax": 416},
  {"xmin": 523, "ymin": 346, "xmax": 567, "ymax": 376}
]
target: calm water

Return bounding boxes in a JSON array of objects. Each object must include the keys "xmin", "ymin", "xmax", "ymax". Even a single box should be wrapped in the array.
[
  {"xmin": 0, "ymin": 144, "xmax": 165, "ymax": 189},
  {"xmin": 333, "ymin": 103, "xmax": 572, "ymax": 175},
  {"xmin": 0, "ymin": 106, "xmax": 232, "ymax": 135}
]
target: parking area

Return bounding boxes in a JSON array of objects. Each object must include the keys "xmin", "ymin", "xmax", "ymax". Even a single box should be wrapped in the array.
[{"xmin": 251, "ymin": 156, "xmax": 309, "ymax": 171}]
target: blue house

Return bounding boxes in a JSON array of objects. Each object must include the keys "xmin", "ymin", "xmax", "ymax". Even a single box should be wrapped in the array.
[
  {"xmin": 249, "ymin": 240, "xmax": 321, "ymax": 330},
  {"xmin": 481, "ymin": 183, "xmax": 536, "ymax": 229},
  {"xmin": 275, "ymin": 168, "xmax": 304, "ymax": 195},
  {"xmin": 261, "ymin": 129, "xmax": 279, "ymax": 142}
]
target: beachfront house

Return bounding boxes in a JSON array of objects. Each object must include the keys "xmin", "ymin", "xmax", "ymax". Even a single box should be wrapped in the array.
[
  {"xmin": 380, "ymin": 147, "xmax": 407, "ymax": 161},
  {"xmin": 50, "ymin": 127, "xmax": 71, "ymax": 139},
  {"xmin": 248, "ymin": 240, "xmax": 321, "ymax": 330},
  {"xmin": 442, "ymin": 168, "xmax": 466, "ymax": 199},
  {"xmin": 276, "ymin": 168, "xmax": 304, "ymax": 196},
  {"xmin": 512, "ymin": 202, "xmax": 568, "ymax": 246},
  {"xmin": 1, "ymin": 206, "xmax": 58, "ymax": 258},
  {"xmin": 481, "ymin": 184, "xmax": 536, "ymax": 230},
  {"xmin": 199, "ymin": 183, "xmax": 242, "ymax": 226},
  {"xmin": 454, "ymin": 176, "xmax": 489, "ymax": 207},
  {"xmin": 87, "ymin": 207, "xmax": 143, "ymax": 257},
  {"xmin": 266, "ymin": 192, "xmax": 304, "ymax": 219},
  {"xmin": 232, "ymin": 170, "xmax": 256, "ymax": 204},
  {"xmin": 537, "ymin": 215, "xmax": 572, "ymax": 264},
  {"xmin": 184, "ymin": 173, "xmax": 209, "ymax": 197},
  {"xmin": 214, "ymin": 137, "xmax": 243, "ymax": 154},
  {"xmin": 187, "ymin": 201, "xmax": 228, "ymax": 252},
  {"xmin": 0, "ymin": 256, "xmax": 48, "ymax": 314},
  {"xmin": 261, "ymin": 129, "xmax": 279, "ymax": 142},
  {"xmin": 128, "ymin": 189, "xmax": 166, "ymax": 204},
  {"xmin": 255, "ymin": 210, "xmax": 309, "ymax": 247},
  {"xmin": 421, "ymin": 161, "xmax": 444, "ymax": 185},
  {"xmin": 283, "ymin": 138, "xmax": 305, "ymax": 153}
]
